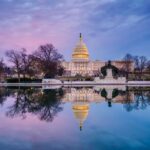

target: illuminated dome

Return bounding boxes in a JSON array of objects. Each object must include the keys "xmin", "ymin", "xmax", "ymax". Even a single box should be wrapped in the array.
[
  {"xmin": 72, "ymin": 102, "xmax": 89, "ymax": 130},
  {"xmin": 72, "ymin": 33, "xmax": 89, "ymax": 61}
]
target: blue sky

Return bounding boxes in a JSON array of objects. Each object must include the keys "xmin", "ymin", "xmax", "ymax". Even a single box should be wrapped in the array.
[{"xmin": 0, "ymin": 0, "xmax": 150, "ymax": 61}]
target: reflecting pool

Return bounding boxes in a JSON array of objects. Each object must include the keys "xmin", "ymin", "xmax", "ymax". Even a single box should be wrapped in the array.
[{"xmin": 0, "ymin": 86, "xmax": 150, "ymax": 150}]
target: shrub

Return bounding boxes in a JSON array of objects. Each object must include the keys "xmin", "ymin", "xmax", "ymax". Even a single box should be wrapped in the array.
[{"xmin": 6, "ymin": 78, "xmax": 42, "ymax": 83}]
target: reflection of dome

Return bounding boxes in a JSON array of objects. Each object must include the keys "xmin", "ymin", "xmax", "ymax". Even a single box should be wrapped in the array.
[
  {"xmin": 72, "ymin": 33, "xmax": 89, "ymax": 61},
  {"xmin": 72, "ymin": 102, "xmax": 89, "ymax": 130}
]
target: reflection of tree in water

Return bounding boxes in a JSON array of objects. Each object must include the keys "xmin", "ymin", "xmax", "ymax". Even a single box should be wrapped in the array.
[
  {"xmin": 124, "ymin": 87, "xmax": 150, "ymax": 112},
  {"xmin": 6, "ymin": 88, "xmax": 64, "ymax": 122},
  {"xmin": 1, "ymin": 86, "xmax": 150, "ymax": 118},
  {"xmin": 0, "ymin": 88, "xmax": 8, "ymax": 105},
  {"xmin": 100, "ymin": 87, "xmax": 150, "ymax": 111},
  {"xmin": 30, "ymin": 89, "xmax": 64, "ymax": 122},
  {"xmin": 6, "ymin": 88, "xmax": 36, "ymax": 119},
  {"xmin": 0, "ymin": 87, "xmax": 16, "ymax": 105}
]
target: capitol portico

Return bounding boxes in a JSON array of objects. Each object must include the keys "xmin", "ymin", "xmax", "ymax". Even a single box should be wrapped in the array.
[{"xmin": 62, "ymin": 33, "xmax": 134, "ymax": 76}]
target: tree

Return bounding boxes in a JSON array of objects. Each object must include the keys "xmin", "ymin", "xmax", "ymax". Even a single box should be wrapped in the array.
[
  {"xmin": 134, "ymin": 56, "xmax": 147, "ymax": 79},
  {"xmin": 6, "ymin": 50, "xmax": 22, "ymax": 82},
  {"xmin": 57, "ymin": 66, "xmax": 65, "ymax": 76},
  {"xmin": 20, "ymin": 49, "xmax": 35, "ymax": 79},
  {"xmin": 139, "ymin": 56, "xmax": 147, "ymax": 73},
  {"xmin": 20, "ymin": 49, "xmax": 28, "ymax": 79},
  {"xmin": 33, "ymin": 44, "xmax": 64, "ymax": 78},
  {"xmin": 147, "ymin": 60, "xmax": 150, "ymax": 71},
  {"xmin": 133, "ymin": 56, "xmax": 140, "ymax": 71},
  {"xmin": 122, "ymin": 54, "xmax": 134, "ymax": 80},
  {"xmin": 0, "ymin": 59, "xmax": 5, "ymax": 81}
]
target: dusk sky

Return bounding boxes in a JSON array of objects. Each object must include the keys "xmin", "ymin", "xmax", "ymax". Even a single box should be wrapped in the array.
[{"xmin": 0, "ymin": 0, "xmax": 150, "ymax": 61}]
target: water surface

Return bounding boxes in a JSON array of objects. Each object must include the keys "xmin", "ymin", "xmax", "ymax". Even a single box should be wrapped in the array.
[{"xmin": 0, "ymin": 86, "xmax": 150, "ymax": 150}]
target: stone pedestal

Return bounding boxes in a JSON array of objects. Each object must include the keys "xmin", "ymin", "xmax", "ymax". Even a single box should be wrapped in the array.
[
  {"xmin": 106, "ymin": 69, "xmax": 113, "ymax": 79},
  {"xmin": 94, "ymin": 68, "xmax": 126, "ymax": 84}
]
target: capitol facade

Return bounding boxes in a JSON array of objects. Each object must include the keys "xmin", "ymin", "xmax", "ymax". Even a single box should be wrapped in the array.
[{"xmin": 62, "ymin": 33, "xmax": 134, "ymax": 76}]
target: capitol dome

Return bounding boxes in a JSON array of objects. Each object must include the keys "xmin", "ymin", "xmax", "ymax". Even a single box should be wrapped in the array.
[{"xmin": 72, "ymin": 33, "xmax": 89, "ymax": 61}]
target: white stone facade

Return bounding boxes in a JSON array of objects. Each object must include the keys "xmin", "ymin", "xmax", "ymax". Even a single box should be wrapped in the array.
[
  {"xmin": 61, "ymin": 60, "xmax": 106, "ymax": 76},
  {"xmin": 62, "ymin": 60, "xmax": 134, "ymax": 77}
]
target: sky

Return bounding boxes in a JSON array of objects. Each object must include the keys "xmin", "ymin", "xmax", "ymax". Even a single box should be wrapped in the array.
[{"xmin": 0, "ymin": 0, "xmax": 150, "ymax": 61}]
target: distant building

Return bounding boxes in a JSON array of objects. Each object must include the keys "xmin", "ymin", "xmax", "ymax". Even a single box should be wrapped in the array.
[{"xmin": 62, "ymin": 33, "xmax": 134, "ymax": 76}]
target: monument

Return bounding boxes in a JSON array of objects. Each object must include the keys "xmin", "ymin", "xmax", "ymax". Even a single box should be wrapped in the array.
[{"xmin": 94, "ymin": 68, "xmax": 126, "ymax": 84}]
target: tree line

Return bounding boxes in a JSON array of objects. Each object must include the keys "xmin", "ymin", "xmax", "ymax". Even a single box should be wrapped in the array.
[
  {"xmin": 123, "ymin": 54, "xmax": 150, "ymax": 73},
  {"xmin": 0, "ymin": 43, "xmax": 64, "ymax": 82},
  {"xmin": 123, "ymin": 54, "xmax": 150, "ymax": 80},
  {"xmin": 0, "ymin": 44, "xmax": 150, "ymax": 82},
  {"xmin": 0, "ymin": 87, "xmax": 64, "ymax": 122}
]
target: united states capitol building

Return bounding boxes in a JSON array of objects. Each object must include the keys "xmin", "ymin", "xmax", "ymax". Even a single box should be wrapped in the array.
[{"xmin": 62, "ymin": 33, "xmax": 134, "ymax": 76}]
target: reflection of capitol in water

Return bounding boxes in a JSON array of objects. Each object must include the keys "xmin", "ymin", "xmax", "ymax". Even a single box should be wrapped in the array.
[
  {"xmin": 63, "ymin": 88, "xmax": 101, "ymax": 103},
  {"xmin": 72, "ymin": 102, "xmax": 89, "ymax": 130},
  {"xmin": 62, "ymin": 87, "xmax": 134, "ymax": 103},
  {"xmin": 62, "ymin": 87, "xmax": 134, "ymax": 130}
]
